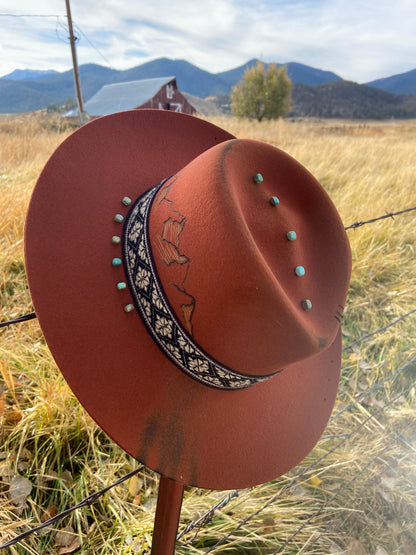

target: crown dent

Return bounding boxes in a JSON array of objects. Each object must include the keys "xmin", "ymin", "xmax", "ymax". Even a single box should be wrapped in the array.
[{"xmin": 143, "ymin": 139, "xmax": 343, "ymax": 376}]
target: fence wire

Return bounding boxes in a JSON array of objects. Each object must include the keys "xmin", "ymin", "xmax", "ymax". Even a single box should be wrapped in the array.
[
  {"xmin": 1, "ymin": 205, "xmax": 414, "ymax": 332},
  {"xmin": 201, "ymin": 362, "xmax": 416, "ymax": 552},
  {"xmin": 301, "ymin": 426, "xmax": 415, "ymax": 554},
  {"xmin": 0, "ymin": 312, "xmax": 36, "ymax": 329},
  {"xmin": 344, "ymin": 205, "xmax": 416, "ymax": 230},
  {"xmin": 1, "ymin": 311, "xmax": 415, "ymax": 548},
  {"xmin": 1, "ymin": 206, "xmax": 415, "ymax": 552},
  {"xmin": 0, "ymin": 466, "xmax": 145, "ymax": 550},
  {"xmin": 273, "ymin": 419, "xmax": 414, "ymax": 554}
]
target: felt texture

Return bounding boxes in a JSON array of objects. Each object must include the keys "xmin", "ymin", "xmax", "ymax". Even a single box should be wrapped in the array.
[{"xmin": 25, "ymin": 109, "xmax": 351, "ymax": 489}]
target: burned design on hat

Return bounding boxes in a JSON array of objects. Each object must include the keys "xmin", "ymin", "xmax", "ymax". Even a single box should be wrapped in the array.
[
  {"xmin": 152, "ymin": 177, "xmax": 196, "ymax": 336},
  {"xmin": 122, "ymin": 180, "xmax": 279, "ymax": 390},
  {"xmin": 334, "ymin": 305, "xmax": 345, "ymax": 323}
]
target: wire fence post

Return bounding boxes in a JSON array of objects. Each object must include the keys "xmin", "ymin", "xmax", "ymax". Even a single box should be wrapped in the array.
[{"xmin": 151, "ymin": 476, "xmax": 184, "ymax": 554}]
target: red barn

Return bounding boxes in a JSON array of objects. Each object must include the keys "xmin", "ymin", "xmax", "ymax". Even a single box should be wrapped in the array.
[{"xmin": 65, "ymin": 76, "xmax": 196, "ymax": 118}]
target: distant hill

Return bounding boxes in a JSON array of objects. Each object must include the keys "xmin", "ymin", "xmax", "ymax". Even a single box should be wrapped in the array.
[
  {"xmin": 0, "ymin": 58, "xmax": 341, "ymax": 114},
  {"xmin": 291, "ymin": 81, "xmax": 416, "ymax": 119},
  {"xmin": 366, "ymin": 68, "xmax": 416, "ymax": 95},
  {"xmin": 1, "ymin": 69, "xmax": 58, "ymax": 81},
  {"xmin": 214, "ymin": 59, "xmax": 342, "ymax": 89},
  {"xmin": 1, "ymin": 58, "xmax": 415, "ymax": 118}
]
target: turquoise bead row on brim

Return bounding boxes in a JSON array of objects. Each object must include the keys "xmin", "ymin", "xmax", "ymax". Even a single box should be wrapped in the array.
[{"xmin": 111, "ymin": 197, "xmax": 134, "ymax": 313}]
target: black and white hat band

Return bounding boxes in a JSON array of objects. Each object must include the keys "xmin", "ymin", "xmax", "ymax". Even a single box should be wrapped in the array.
[{"xmin": 122, "ymin": 180, "xmax": 279, "ymax": 390}]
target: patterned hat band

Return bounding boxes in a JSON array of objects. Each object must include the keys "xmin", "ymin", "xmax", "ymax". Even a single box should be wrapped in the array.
[{"xmin": 122, "ymin": 179, "xmax": 280, "ymax": 391}]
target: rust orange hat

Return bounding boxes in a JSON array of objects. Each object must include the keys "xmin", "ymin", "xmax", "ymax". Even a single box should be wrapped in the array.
[{"xmin": 25, "ymin": 110, "xmax": 351, "ymax": 490}]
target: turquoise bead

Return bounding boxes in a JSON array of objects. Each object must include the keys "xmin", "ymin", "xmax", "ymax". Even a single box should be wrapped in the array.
[
  {"xmin": 286, "ymin": 231, "xmax": 297, "ymax": 241},
  {"xmin": 270, "ymin": 196, "xmax": 280, "ymax": 206},
  {"xmin": 122, "ymin": 197, "xmax": 132, "ymax": 206},
  {"xmin": 253, "ymin": 173, "xmax": 263, "ymax": 184},
  {"xmin": 117, "ymin": 282, "xmax": 127, "ymax": 290},
  {"xmin": 295, "ymin": 266, "xmax": 306, "ymax": 277},
  {"xmin": 301, "ymin": 299, "xmax": 312, "ymax": 311},
  {"xmin": 124, "ymin": 304, "xmax": 135, "ymax": 313},
  {"xmin": 114, "ymin": 214, "xmax": 124, "ymax": 223},
  {"xmin": 112, "ymin": 258, "xmax": 122, "ymax": 267}
]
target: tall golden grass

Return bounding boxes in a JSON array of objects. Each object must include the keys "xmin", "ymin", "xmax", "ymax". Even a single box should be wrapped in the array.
[{"xmin": 1, "ymin": 113, "xmax": 415, "ymax": 554}]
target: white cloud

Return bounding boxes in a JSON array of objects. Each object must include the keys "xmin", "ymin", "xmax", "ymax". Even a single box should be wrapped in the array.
[{"xmin": 0, "ymin": 0, "xmax": 415, "ymax": 82}]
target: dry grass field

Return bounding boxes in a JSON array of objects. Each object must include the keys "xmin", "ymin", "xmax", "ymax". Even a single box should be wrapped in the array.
[{"xmin": 1, "ymin": 113, "xmax": 415, "ymax": 554}]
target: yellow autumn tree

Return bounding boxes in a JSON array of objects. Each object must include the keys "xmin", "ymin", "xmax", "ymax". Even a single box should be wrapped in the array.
[{"xmin": 231, "ymin": 61, "xmax": 292, "ymax": 121}]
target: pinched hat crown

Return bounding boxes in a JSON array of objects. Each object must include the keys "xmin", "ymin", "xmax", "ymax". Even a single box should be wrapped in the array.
[{"xmin": 117, "ymin": 139, "xmax": 350, "ymax": 390}]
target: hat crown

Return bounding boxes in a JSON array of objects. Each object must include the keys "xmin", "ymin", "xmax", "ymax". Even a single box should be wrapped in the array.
[{"xmin": 125, "ymin": 139, "xmax": 351, "ymax": 380}]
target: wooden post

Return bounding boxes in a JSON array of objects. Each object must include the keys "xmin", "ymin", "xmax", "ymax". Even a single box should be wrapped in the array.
[
  {"xmin": 65, "ymin": 0, "xmax": 86, "ymax": 124},
  {"xmin": 151, "ymin": 476, "xmax": 184, "ymax": 554}
]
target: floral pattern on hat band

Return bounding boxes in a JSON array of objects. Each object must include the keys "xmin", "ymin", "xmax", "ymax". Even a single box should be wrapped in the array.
[{"xmin": 122, "ymin": 181, "xmax": 278, "ymax": 390}]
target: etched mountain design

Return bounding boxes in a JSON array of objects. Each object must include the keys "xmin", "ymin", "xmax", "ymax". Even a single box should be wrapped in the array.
[{"xmin": 154, "ymin": 179, "xmax": 195, "ymax": 336}]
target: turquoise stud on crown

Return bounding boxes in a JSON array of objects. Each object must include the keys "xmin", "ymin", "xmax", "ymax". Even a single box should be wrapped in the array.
[{"xmin": 301, "ymin": 299, "xmax": 312, "ymax": 311}]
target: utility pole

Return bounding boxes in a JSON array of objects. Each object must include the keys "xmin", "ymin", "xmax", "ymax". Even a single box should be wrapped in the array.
[{"xmin": 65, "ymin": 0, "xmax": 86, "ymax": 124}]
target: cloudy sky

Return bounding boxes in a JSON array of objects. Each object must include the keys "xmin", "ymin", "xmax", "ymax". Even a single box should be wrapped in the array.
[{"xmin": 0, "ymin": 0, "xmax": 415, "ymax": 83}]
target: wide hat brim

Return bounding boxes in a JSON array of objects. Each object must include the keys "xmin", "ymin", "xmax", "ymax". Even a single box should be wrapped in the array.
[{"xmin": 25, "ymin": 110, "xmax": 343, "ymax": 490}]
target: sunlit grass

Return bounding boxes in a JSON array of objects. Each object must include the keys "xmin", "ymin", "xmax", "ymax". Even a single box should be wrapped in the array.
[{"xmin": 1, "ymin": 113, "xmax": 415, "ymax": 553}]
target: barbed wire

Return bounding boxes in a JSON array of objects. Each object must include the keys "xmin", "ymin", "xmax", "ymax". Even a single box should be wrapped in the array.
[
  {"xmin": 0, "ymin": 314, "xmax": 414, "ymax": 549},
  {"xmin": 1, "ymin": 337, "xmax": 411, "ymax": 551},
  {"xmin": 202, "ymin": 366, "xmax": 416, "ymax": 552},
  {"xmin": 0, "ymin": 312, "xmax": 36, "ymax": 329},
  {"xmin": 1, "ymin": 208, "xmax": 415, "ymax": 551},
  {"xmin": 344, "ymin": 206, "xmax": 416, "ymax": 230},
  {"xmin": 330, "ymin": 354, "xmax": 416, "ymax": 423},
  {"xmin": 0, "ymin": 205, "xmax": 414, "ymax": 330},
  {"xmin": 2, "ymin": 284, "xmax": 416, "ymax": 334},
  {"xmin": 0, "ymin": 465, "xmax": 145, "ymax": 550},
  {"xmin": 176, "ymin": 490, "xmax": 239, "ymax": 545},
  {"xmin": 175, "ymin": 356, "xmax": 416, "ymax": 549},
  {"xmin": 302, "ymin": 427, "xmax": 415, "ymax": 553},
  {"xmin": 273, "ymin": 418, "xmax": 414, "ymax": 554},
  {"xmin": 180, "ymin": 353, "xmax": 416, "ymax": 546},
  {"xmin": 342, "ymin": 307, "xmax": 416, "ymax": 352}
]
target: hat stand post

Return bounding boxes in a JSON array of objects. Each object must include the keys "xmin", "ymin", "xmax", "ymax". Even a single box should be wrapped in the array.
[{"xmin": 151, "ymin": 475, "xmax": 184, "ymax": 554}]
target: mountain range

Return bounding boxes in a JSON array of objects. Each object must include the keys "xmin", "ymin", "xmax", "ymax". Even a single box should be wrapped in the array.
[{"xmin": 1, "ymin": 58, "xmax": 415, "ymax": 118}]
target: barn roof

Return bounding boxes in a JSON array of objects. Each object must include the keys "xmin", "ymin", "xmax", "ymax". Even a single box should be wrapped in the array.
[{"xmin": 66, "ymin": 76, "xmax": 176, "ymax": 117}]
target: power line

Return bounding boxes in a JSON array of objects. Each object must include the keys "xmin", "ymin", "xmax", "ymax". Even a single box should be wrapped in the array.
[
  {"xmin": 0, "ymin": 12, "xmax": 112, "ymax": 70},
  {"xmin": 73, "ymin": 22, "xmax": 113, "ymax": 69},
  {"xmin": 0, "ymin": 14, "xmax": 62, "ymax": 18}
]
